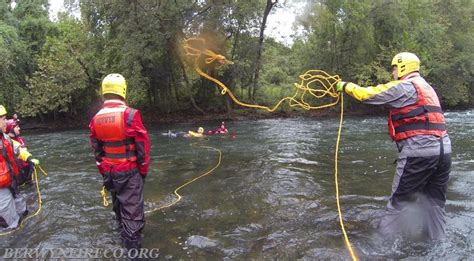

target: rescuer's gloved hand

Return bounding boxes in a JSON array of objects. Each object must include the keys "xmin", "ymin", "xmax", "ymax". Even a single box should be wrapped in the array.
[
  {"xmin": 336, "ymin": 81, "xmax": 347, "ymax": 92},
  {"xmin": 30, "ymin": 158, "xmax": 40, "ymax": 166}
]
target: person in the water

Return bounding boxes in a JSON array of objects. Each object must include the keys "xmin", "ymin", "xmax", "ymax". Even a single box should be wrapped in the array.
[
  {"xmin": 207, "ymin": 121, "xmax": 228, "ymax": 135},
  {"xmin": 162, "ymin": 130, "xmax": 178, "ymax": 138},
  {"xmin": 187, "ymin": 127, "xmax": 205, "ymax": 138},
  {"xmin": 336, "ymin": 52, "xmax": 451, "ymax": 240}
]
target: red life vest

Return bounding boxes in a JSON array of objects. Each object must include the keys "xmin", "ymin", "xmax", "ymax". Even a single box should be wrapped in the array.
[
  {"xmin": 0, "ymin": 135, "xmax": 20, "ymax": 188},
  {"xmin": 93, "ymin": 105, "xmax": 137, "ymax": 164},
  {"xmin": 388, "ymin": 75, "xmax": 447, "ymax": 141}
]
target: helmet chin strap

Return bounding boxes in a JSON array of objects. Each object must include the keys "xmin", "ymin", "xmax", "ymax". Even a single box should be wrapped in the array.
[{"xmin": 391, "ymin": 66, "xmax": 399, "ymax": 80}]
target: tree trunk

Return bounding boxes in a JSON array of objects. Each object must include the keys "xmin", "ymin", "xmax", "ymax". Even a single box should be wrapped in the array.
[
  {"xmin": 224, "ymin": 24, "xmax": 243, "ymax": 114},
  {"xmin": 178, "ymin": 56, "xmax": 205, "ymax": 114},
  {"xmin": 148, "ymin": 77, "xmax": 156, "ymax": 107},
  {"xmin": 251, "ymin": 0, "xmax": 277, "ymax": 101},
  {"xmin": 247, "ymin": 75, "xmax": 254, "ymax": 101},
  {"xmin": 166, "ymin": 37, "xmax": 180, "ymax": 109},
  {"xmin": 171, "ymin": 68, "xmax": 179, "ymax": 104},
  {"xmin": 166, "ymin": 74, "xmax": 173, "ymax": 114}
]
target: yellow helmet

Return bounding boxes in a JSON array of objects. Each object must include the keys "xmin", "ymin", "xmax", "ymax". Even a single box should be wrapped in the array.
[
  {"xmin": 0, "ymin": 105, "xmax": 6, "ymax": 116},
  {"xmin": 102, "ymin": 73, "xmax": 127, "ymax": 99},
  {"xmin": 391, "ymin": 52, "xmax": 420, "ymax": 78}
]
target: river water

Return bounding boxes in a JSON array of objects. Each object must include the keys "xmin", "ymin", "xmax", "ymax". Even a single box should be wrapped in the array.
[{"xmin": 1, "ymin": 110, "xmax": 472, "ymax": 259}]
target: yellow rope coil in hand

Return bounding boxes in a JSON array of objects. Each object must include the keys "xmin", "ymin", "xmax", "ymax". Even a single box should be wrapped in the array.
[{"xmin": 182, "ymin": 37, "xmax": 358, "ymax": 261}]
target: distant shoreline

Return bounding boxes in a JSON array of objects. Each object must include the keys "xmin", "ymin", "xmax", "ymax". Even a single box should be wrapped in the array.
[
  {"xmin": 18, "ymin": 107, "xmax": 386, "ymax": 132},
  {"xmin": 17, "ymin": 106, "xmax": 472, "ymax": 132}
]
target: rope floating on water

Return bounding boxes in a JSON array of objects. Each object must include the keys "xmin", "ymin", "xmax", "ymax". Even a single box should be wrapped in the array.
[
  {"xmin": 100, "ymin": 144, "xmax": 222, "ymax": 215},
  {"xmin": 144, "ymin": 144, "xmax": 222, "ymax": 215}
]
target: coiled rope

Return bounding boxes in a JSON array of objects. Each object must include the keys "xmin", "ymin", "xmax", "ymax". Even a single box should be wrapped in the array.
[
  {"xmin": 183, "ymin": 38, "xmax": 341, "ymax": 111},
  {"xmin": 182, "ymin": 37, "xmax": 358, "ymax": 260},
  {"xmin": 0, "ymin": 165, "xmax": 48, "ymax": 236}
]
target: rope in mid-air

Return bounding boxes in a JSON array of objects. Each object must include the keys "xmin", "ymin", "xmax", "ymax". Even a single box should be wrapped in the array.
[{"xmin": 182, "ymin": 37, "xmax": 358, "ymax": 261}]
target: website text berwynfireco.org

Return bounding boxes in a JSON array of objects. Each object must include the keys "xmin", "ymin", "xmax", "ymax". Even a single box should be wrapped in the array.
[{"xmin": 1, "ymin": 247, "xmax": 160, "ymax": 259}]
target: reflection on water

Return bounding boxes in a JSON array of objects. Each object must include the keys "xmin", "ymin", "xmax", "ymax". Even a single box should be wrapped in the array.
[{"xmin": 1, "ymin": 110, "xmax": 473, "ymax": 259}]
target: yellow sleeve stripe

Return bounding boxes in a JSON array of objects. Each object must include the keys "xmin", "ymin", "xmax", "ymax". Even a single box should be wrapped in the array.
[
  {"xmin": 13, "ymin": 140, "xmax": 32, "ymax": 162},
  {"xmin": 345, "ymin": 81, "xmax": 402, "ymax": 101}
]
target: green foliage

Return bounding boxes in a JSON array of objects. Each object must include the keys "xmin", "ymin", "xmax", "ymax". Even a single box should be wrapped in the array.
[
  {"xmin": 0, "ymin": 20, "xmax": 28, "ymax": 111},
  {"xmin": 294, "ymin": 0, "xmax": 474, "ymax": 108},
  {"xmin": 0, "ymin": 0, "xmax": 472, "ymax": 120},
  {"xmin": 18, "ymin": 34, "xmax": 87, "ymax": 117}
]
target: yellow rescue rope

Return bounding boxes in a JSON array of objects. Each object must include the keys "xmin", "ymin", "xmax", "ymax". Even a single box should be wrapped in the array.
[
  {"xmin": 182, "ymin": 37, "xmax": 358, "ymax": 260},
  {"xmin": 100, "ymin": 144, "xmax": 222, "ymax": 214},
  {"xmin": 101, "ymin": 186, "xmax": 109, "ymax": 207},
  {"xmin": 334, "ymin": 94, "xmax": 358, "ymax": 260},
  {"xmin": 0, "ymin": 165, "xmax": 48, "ymax": 236},
  {"xmin": 183, "ymin": 38, "xmax": 341, "ymax": 111},
  {"xmin": 145, "ymin": 144, "xmax": 222, "ymax": 214}
]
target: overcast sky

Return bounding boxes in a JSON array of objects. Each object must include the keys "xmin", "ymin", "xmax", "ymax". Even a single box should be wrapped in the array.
[
  {"xmin": 266, "ymin": 1, "xmax": 306, "ymax": 45},
  {"xmin": 48, "ymin": 0, "xmax": 305, "ymax": 45},
  {"xmin": 49, "ymin": 0, "xmax": 66, "ymax": 20}
]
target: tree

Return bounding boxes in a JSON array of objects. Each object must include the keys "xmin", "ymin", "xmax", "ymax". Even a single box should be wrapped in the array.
[
  {"xmin": 294, "ymin": 0, "xmax": 474, "ymax": 109},
  {"xmin": 18, "ymin": 16, "xmax": 89, "ymax": 118},
  {"xmin": 250, "ymin": 0, "xmax": 278, "ymax": 101},
  {"xmin": 0, "ymin": 1, "xmax": 29, "ymax": 112}
]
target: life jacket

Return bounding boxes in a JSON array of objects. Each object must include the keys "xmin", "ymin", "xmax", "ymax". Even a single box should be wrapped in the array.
[
  {"xmin": 188, "ymin": 131, "xmax": 204, "ymax": 138},
  {"xmin": 0, "ymin": 135, "xmax": 20, "ymax": 188},
  {"xmin": 207, "ymin": 129, "xmax": 227, "ymax": 135},
  {"xmin": 93, "ymin": 105, "xmax": 137, "ymax": 164},
  {"xmin": 388, "ymin": 75, "xmax": 447, "ymax": 141}
]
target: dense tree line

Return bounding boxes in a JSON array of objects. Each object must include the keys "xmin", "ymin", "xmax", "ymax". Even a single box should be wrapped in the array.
[{"xmin": 0, "ymin": 0, "xmax": 472, "ymax": 120}]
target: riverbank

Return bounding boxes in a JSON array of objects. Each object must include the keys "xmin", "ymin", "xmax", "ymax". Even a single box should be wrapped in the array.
[{"xmin": 18, "ymin": 105, "xmax": 387, "ymax": 132}]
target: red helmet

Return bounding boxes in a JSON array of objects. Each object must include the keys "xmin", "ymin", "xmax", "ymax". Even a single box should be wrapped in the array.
[{"xmin": 6, "ymin": 119, "xmax": 18, "ymax": 134}]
